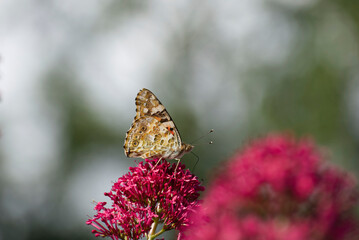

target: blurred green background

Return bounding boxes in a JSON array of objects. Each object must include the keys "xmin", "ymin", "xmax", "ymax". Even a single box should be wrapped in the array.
[{"xmin": 1, "ymin": 0, "xmax": 359, "ymax": 240}]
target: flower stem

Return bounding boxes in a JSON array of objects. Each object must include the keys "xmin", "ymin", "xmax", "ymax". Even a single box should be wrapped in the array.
[
  {"xmin": 148, "ymin": 218, "xmax": 159, "ymax": 240},
  {"xmin": 150, "ymin": 228, "xmax": 166, "ymax": 240},
  {"xmin": 148, "ymin": 218, "xmax": 167, "ymax": 240}
]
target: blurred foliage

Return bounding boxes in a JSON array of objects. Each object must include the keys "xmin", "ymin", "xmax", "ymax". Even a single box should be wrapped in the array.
[{"xmin": 44, "ymin": 65, "xmax": 122, "ymax": 171}]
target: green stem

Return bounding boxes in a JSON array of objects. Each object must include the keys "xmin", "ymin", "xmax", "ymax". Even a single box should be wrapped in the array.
[
  {"xmin": 149, "ymin": 228, "xmax": 166, "ymax": 240},
  {"xmin": 148, "ymin": 218, "xmax": 159, "ymax": 240},
  {"xmin": 148, "ymin": 218, "xmax": 167, "ymax": 240}
]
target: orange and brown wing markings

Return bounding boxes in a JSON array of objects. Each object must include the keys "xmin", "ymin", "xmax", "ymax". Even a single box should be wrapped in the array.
[
  {"xmin": 124, "ymin": 117, "xmax": 157, "ymax": 158},
  {"xmin": 134, "ymin": 88, "xmax": 182, "ymax": 142},
  {"xmin": 154, "ymin": 116, "xmax": 162, "ymax": 122},
  {"xmin": 124, "ymin": 116, "xmax": 179, "ymax": 159},
  {"xmin": 167, "ymin": 126, "xmax": 175, "ymax": 135},
  {"xmin": 124, "ymin": 88, "xmax": 189, "ymax": 160},
  {"xmin": 135, "ymin": 88, "xmax": 166, "ymax": 119}
]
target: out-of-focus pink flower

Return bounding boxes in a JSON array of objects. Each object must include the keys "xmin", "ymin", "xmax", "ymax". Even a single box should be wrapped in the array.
[
  {"xmin": 183, "ymin": 133, "xmax": 359, "ymax": 240},
  {"xmin": 87, "ymin": 159, "xmax": 204, "ymax": 240}
]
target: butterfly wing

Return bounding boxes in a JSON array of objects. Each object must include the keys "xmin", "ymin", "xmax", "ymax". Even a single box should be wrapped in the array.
[
  {"xmin": 134, "ymin": 88, "xmax": 182, "ymax": 144},
  {"xmin": 124, "ymin": 116, "xmax": 181, "ymax": 159}
]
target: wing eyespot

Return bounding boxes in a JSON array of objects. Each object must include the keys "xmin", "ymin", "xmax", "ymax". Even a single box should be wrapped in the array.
[
  {"xmin": 154, "ymin": 134, "xmax": 160, "ymax": 142},
  {"xmin": 167, "ymin": 126, "xmax": 175, "ymax": 135},
  {"xmin": 132, "ymin": 140, "xmax": 139, "ymax": 147}
]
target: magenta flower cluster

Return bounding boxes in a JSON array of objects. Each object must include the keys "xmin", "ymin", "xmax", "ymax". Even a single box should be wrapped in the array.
[
  {"xmin": 183, "ymin": 134, "xmax": 359, "ymax": 240},
  {"xmin": 87, "ymin": 159, "xmax": 204, "ymax": 240}
]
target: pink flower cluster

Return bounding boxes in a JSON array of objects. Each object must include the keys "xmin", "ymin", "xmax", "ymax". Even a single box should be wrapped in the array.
[
  {"xmin": 183, "ymin": 134, "xmax": 359, "ymax": 240},
  {"xmin": 87, "ymin": 159, "xmax": 204, "ymax": 240}
]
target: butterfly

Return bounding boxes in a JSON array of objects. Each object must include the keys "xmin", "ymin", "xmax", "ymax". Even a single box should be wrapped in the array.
[{"xmin": 123, "ymin": 88, "xmax": 194, "ymax": 171}]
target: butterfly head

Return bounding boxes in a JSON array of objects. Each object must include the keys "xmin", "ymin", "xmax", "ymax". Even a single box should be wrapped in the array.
[
  {"xmin": 175, "ymin": 143, "xmax": 194, "ymax": 159},
  {"xmin": 183, "ymin": 143, "xmax": 194, "ymax": 153}
]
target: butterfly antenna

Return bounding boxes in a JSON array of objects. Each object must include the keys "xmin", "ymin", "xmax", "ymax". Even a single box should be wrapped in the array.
[
  {"xmin": 190, "ymin": 129, "xmax": 214, "ymax": 145},
  {"xmin": 190, "ymin": 151, "xmax": 200, "ymax": 173}
]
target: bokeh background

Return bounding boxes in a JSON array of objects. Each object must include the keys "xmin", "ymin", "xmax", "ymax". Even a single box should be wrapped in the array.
[{"xmin": 1, "ymin": 0, "xmax": 359, "ymax": 240}]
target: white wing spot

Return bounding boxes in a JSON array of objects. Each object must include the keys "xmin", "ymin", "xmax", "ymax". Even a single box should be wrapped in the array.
[
  {"xmin": 151, "ymin": 105, "xmax": 165, "ymax": 114},
  {"xmin": 137, "ymin": 95, "xmax": 146, "ymax": 101}
]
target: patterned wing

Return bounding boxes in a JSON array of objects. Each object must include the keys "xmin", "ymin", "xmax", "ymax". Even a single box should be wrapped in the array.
[
  {"xmin": 123, "ymin": 116, "xmax": 181, "ymax": 159},
  {"xmin": 134, "ymin": 88, "xmax": 182, "ymax": 144}
]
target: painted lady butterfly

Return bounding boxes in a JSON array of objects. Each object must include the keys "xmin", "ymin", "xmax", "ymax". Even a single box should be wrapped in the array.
[{"xmin": 124, "ymin": 88, "xmax": 194, "ymax": 168}]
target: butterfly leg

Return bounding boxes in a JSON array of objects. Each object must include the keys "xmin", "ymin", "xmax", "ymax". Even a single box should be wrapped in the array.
[
  {"xmin": 174, "ymin": 158, "xmax": 181, "ymax": 175},
  {"xmin": 151, "ymin": 157, "xmax": 163, "ymax": 171}
]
